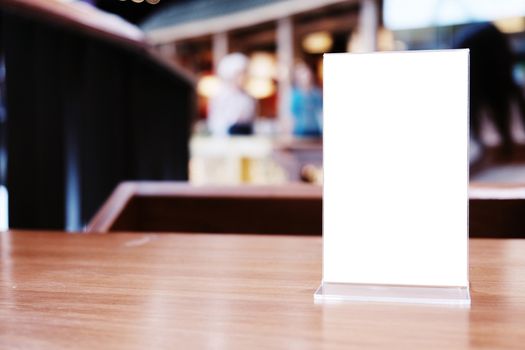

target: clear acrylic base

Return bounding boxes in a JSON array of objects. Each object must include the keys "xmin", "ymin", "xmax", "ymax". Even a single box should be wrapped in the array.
[{"xmin": 314, "ymin": 282, "xmax": 471, "ymax": 306}]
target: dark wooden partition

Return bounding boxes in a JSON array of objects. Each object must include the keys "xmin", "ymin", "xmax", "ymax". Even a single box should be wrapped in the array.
[
  {"xmin": 87, "ymin": 182, "xmax": 323, "ymax": 235},
  {"xmin": 0, "ymin": 0, "xmax": 194, "ymax": 229}
]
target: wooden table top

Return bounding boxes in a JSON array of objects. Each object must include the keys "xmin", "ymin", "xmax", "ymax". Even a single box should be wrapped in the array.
[{"xmin": 1, "ymin": 231, "xmax": 524, "ymax": 349}]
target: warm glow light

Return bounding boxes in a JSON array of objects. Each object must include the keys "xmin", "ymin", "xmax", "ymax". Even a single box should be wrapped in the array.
[
  {"xmin": 197, "ymin": 75, "xmax": 220, "ymax": 98},
  {"xmin": 131, "ymin": 0, "xmax": 144, "ymax": 3},
  {"xmin": 302, "ymin": 31, "xmax": 333, "ymax": 54},
  {"xmin": 248, "ymin": 52, "xmax": 276, "ymax": 79},
  {"xmin": 245, "ymin": 78, "xmax": 275, "ymax": 99},
  {"xmin": 493, "ymin": 17, "xmax": 525, "ymax": 33}
]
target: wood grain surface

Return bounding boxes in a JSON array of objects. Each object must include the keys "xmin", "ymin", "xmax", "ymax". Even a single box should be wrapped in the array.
[{"xmin": 1, "ymin": 231, "xmax": 525, "ymax": 349}]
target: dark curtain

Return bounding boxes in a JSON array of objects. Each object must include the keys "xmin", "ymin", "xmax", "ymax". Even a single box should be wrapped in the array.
[{"xmin": 0, "ymin": 11, "xmax": 193, "ymax": 229}]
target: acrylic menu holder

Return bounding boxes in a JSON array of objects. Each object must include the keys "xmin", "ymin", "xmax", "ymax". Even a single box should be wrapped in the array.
[
  {"xmin": 314, "ymin": 283, "xmax": 470, "ymax": 305},
  {"xmin": 315, "ymin": 50, "xmax": 471, "ymax": 306}
]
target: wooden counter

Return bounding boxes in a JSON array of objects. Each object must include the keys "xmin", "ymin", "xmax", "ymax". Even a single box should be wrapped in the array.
[
  {"xmin": 87, "ymin": 182, "xmax": 525, "ymax": 237},
  {"xmin": 87, "ymin": 182, "xmax": 322, "ymax": 235},
  {"xmin": 1, "ymin": 231, "xmax": 524, "ymax": 349}
]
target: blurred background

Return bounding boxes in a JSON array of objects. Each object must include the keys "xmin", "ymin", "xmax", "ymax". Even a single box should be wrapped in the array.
[{"xmin": 1, "ymin": 0, "xmax": 525, "ymax": 230}]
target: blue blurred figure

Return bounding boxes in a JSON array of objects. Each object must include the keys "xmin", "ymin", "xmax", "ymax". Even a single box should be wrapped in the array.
[{"xmin": 291, "ymin": 62, "xmax": 323, "ymax": 137}]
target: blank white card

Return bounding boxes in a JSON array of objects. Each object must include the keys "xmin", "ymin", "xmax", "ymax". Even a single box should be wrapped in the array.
[{"xmin": 323, "ymin": 50, "xmax": 469, "ymax": 287}]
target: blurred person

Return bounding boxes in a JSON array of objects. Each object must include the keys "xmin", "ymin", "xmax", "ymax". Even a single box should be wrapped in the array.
[
  {"xmin": 453, "ymin": 23, "xmax": 525, "ymax": 156},
  {"xmin": 290, "ymin": 62, "xmax": 323, "ymax": 137},
  {"xmin": 208, "ymin": 53, "xmax": 256, "ymax": 136}
]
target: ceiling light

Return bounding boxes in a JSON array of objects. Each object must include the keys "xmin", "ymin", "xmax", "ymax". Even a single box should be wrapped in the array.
[
  {"xmin": 248, "ymin": 52, "xmax": 277, "ymax": 79},
  {"xmin": 302, "ymin": 31, "xmax": 333, "ymax": 54},
  {"xmin": 245, "ymin": 78, "xmax": 276, "ymax": 99},
  {"xmin": 197, "ymin": 74, "xmax": 220, "ymax": 98}
]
